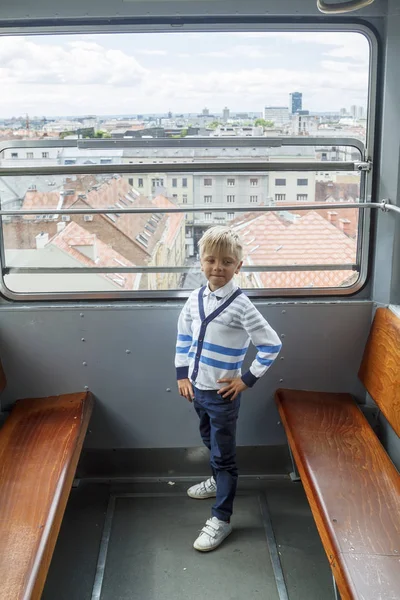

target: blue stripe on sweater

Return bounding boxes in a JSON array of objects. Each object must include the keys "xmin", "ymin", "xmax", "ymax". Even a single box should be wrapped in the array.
[
  {"xmin": 176, "ymin": 345, "xmax": 191, "ymax": 354},
  {"xmin": 193, "ymin": 340, "xmax": 247, "ymax": 357},
  {"xmin": 178, "ymin": 334, "xmax": 192, "ymax": 342},
  {"xmin": 189, "ymin": 352, "xmax": 243, "ymax": 371},
  {"xmin": 256, "ymin": 355, "xmax": 274, "ymax": 366},
  {"xmin": 256, "ymin": 344, "xmax": 282, "ymax": 354}
]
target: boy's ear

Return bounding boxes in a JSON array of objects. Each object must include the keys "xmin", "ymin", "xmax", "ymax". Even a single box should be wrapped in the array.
[{"xmin": 235, "ymin": 261, "xmax": 243, "ymax": 274}]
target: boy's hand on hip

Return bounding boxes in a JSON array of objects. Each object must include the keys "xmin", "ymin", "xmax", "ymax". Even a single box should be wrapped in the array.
[
  {"xmin": 178, "ymin": 378, "xmax": 194, "ymax": 402},
  {"xmin": 217, "ymin": 378, "xmax": 248, "ymax": 401}
]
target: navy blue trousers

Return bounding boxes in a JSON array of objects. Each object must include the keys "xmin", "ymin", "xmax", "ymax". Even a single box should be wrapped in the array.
[{"xmin": 193, "ymin": 386, "xmax": 241, "ymax": 522}]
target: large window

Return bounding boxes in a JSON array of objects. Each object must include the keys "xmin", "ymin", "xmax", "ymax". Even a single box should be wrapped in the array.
[{"xmin": 0, "ymin": 29, "xmax": 374, "ymax": 299}]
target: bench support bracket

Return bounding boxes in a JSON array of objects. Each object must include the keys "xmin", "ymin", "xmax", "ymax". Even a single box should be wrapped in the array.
[{"xmin": 288, "ymin": 445, "xmax": 301, "ymax": 482}]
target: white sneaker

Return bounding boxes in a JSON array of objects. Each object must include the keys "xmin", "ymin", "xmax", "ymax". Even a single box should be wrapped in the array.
[
  {"xmin": 193, "ymin": 517, "xmax": 232, "ymax": 552},
  {"xmin": 187, "ymin": 476, "xmax": 217, "ymax": 499}
]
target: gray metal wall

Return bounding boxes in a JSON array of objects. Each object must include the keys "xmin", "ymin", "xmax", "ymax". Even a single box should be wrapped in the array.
[
  {"xmin": 0, "ymin": 301, "xmax": 372, "ymax": 448},
  {"xmin": 0, "ymin": 0, "xmax": 388, "ymax": 22}
]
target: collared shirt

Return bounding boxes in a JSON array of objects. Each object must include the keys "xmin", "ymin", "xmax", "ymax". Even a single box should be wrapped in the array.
[
  {"xmin": 202, "ymin": 280, "xmax": 238, "ymax": 318},
  {"xmin": 175, "ymin": 279, "xmax": 282, "ymax": 391}
]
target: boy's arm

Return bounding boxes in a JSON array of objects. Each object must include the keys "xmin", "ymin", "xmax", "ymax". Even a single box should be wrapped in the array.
[
  {"xmin": 241, "ymin": 303, "xmax": 282, "ymax": 388},
  {"xmin": 175, "ymin": 298, "xmax": 193, "ymax": 381}
]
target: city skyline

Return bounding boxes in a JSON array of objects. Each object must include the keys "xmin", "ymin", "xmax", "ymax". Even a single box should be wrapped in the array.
[{"xmin": 0, "ymin": 31, "xmax": 369, "ymax": 118}]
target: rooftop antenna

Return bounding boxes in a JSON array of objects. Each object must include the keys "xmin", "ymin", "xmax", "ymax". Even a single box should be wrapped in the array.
[{"xmin": 317, "ymin": 0, "xmax": 375, "ymax": 13}]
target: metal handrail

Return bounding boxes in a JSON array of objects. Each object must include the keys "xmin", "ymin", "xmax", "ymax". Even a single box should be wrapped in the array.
[
  {"xmin": 0, "ymin": 161, "xmax": 366, "ymax": 176},
  {"xmin": 4, "ymin": 264, "xmax": 358, "ymax": 275},
  {"xmin": 0, "ymin": 200, "xmax": 398, "ymax": 217}
]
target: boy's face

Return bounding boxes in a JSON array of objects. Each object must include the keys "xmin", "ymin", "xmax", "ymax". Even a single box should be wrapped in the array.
[{"xmin": 200, "ymin": 251, "xmax": 243, "ymax": 291}]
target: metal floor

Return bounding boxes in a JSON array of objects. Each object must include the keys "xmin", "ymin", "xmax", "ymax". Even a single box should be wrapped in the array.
[{"xmin": 42, "ymin": 478, "xmax": 335, "ymax": 600}]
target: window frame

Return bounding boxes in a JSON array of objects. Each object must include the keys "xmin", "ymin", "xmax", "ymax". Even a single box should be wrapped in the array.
[{"xmin": 0, "ymin": 20, "xmax": 378, "ymax": 301}]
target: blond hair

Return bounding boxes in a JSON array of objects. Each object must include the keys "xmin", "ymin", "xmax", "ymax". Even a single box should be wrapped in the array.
[{"xmin": 198, "ymin": 226, "xmax": 243, "ymax": 262}]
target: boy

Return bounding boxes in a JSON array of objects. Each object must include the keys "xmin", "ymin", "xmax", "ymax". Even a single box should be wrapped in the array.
[{"xmin": 175, "ymin": 226, "xmax": 281, "ymax": 552}]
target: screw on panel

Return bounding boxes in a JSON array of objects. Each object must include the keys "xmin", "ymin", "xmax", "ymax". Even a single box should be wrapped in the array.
[
  {"xmin": 166, "ymin": 388, "xmax": 171, "ymax": 392},
  {"xmin": 126, "ymin": 349, "xmax": 131, "ymax": 354},
  {"xmin": 83, "ymin": 362, "xmax": 87, "ymax": 367},
  {"xmin": 80, "ymin": 313, "xmax": 84, "ymax": 317},
  {"xmin": 84, "ymin": 386, "xmax": 89, "ymax": 390},
  {"xmin": 282, "ymin": 310, "xmax": 286, "ymax": 314},
  {"xmin": 81, "ymin": 338, "xmax": 86, "ymax": 342},
  {"xmin": 279, "ymin": 379, "xmax": 284, "ymax": 383},
  {"xmin": 280, "ymin": 357, "xmax": 284, "ymax": 360},
  {"xmin": 281, "ymin": 334, "xmax": 286, "ymax": 338}
]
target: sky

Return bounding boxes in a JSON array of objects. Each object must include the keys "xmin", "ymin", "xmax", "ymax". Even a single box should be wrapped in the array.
[{"xmin": 0, "ymin": 31, "xmax": 370, "ymax": 119}]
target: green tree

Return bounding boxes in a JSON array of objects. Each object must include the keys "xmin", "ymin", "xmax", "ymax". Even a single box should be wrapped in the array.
[
  {"xmin": 255, "ymin": 118, "xmax": 274, "ymax": 128},
  {"xmin": 94, "ymin": 130, "xmax": 111, "ymax": 138}
]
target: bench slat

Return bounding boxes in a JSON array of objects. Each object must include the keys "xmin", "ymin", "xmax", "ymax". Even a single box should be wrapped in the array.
[
  {"xmin": 0, "ymin": 392, "xmax": 94, "ymax": 600},
  {"xmin": 359, "ymin": 307, "xmax": 400, "ymax": 437},
  {"xmin": 340, "ymin": 555, "xmax": 400, "ymax": 600},
  {"xmin": 275, "ymin": 389, "xmax": 400, "ymax": 600}
]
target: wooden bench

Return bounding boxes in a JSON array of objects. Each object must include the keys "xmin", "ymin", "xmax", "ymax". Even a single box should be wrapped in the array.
[
  {"xmin": 275, "ymin": 307, "xmax": 400, "ymax": 600},
  {"xmin": 0, "ymin": 373, "xmax": 93, "ymax": 600}
]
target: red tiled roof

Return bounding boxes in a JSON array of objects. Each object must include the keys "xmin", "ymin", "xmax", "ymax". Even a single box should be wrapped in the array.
[
  {"xmin": 23, "ymin": 191, "xmax": 60, "ymax": 212},
  {"xmin": 233, "ymin": 211, "xmax": 357, "ymax": 289},
  {"xmin": 49, "ymin": 221, "xmax": 139, "ymax": 290},
  {"xmin": 65, "ymin": 177, "xmax": 168, "ymax": 259}
]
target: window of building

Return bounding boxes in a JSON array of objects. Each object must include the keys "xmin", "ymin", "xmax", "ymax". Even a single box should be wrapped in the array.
[
  {"xmin": 172, "ymin": 178, "xmax": 177, "ymax": 188},
  {"xmin": 250, "ymin": 196, "xmax": 258, "ymax": 203},
  {"xmin": 42, "ymin": 152, "xmax": 49, "ymax": 159},
  {"xmin": 204, "ymin": 195, "xmax": 212, "ymax": 203},
  {"xmin": 322, "ymin": 153, "xmax": 328, "ymax": 161},
  {"xmin": 250, "ymin": 178, "xmax": 258, "ymax": 186},
  {"xmin": 152, "ymin": 178, "xmax": 164, "ymax": 187},
  {"xmin": 182, "ymin": 178, "xmax": 188, "ymax": 187},
  {"xmin": 227, "ymin": 195, "xmax": 235, "ymax": 203},
  {"xmin": 227, "ymin": 212, "xmax": 234, "ymax": 220},
  {"xmin": 297, "ymin": 179, "xmax": 308, "ymax": 186},
  {"xmin": 172, "ymin": 194, "xmax": 178, "ymax": 199},
  {"xmin": 275, "ymin": 179, "xmax": 286, "ymax": 186},
  {"xmin": 100, "ymin": 158, "xmax": 112, "ymax": 164},
  {"xmin": 204, "ymin": 212, "xmax": 212, "ymax": 221},
  {"xmin": 204, "ymin": 178, "xmax": 212, "ymax": 186},
  {"xmin": 275, "ymin": 194, "xmax": 286, "ymax": 201},
  {"xmin": 227, "ymin": 178, "xmax": 235, "ymax": 186},
  {"xmin": 128, "ymin": 178, "xmax": 134, "ymax": 185},
  {"xmin": 138, "ymin": 178, "xmax": 144, "ymax": 187},
  {"xmin": 297, "ymin": 194, "xmax": 308, "ymax": 201},
  {"xmin": 11, "ymin": 153, "xmax": 18, "ymax": 158},
  {"xmin": 182, "ymin": 194, "xmax": 188, "ymax": 204},
  {"xmin": 26, "ymin": 152, "xmax": 34, "ymax": 159}
]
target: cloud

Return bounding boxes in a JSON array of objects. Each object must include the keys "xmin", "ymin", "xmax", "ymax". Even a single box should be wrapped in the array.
[
  {"xmin": 0, "ymin": 37, "xmax": 148, "ymax": 87},
  {"xmin": 0, "ymin": 34, "xmax": 369, "ymax": 116},
  {"xmin": 200, "ymin": 46, "xmax": 280, "ymax": 60},
  {"xmin": 137, "ymin": 49, "xmax": 168, "ymax": 56}
]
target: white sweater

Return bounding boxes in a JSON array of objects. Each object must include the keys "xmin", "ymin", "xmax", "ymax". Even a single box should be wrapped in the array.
[{"xmin": 175, "ymin": 280, "xmax": 282, "ymax": 390}]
